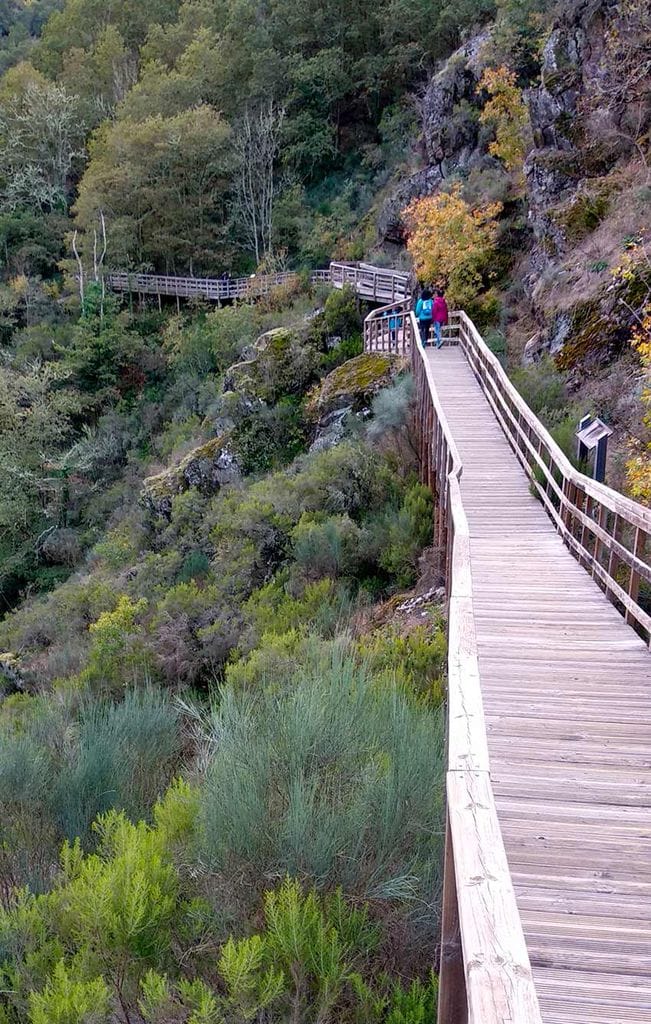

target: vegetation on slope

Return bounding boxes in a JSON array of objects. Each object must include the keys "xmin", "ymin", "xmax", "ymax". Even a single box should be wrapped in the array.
[
  {"xmin": 0, "ymin": 0, "xmax": 650, "ymax": 1020},
  {"xmin": 0, "ymin": 260, "xmax": 447, "ymax": 1021}
]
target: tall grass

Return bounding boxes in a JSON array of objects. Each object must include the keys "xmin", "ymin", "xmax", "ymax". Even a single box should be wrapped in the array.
[
  {"xmin": 56, "ymin": 689, "xmax": 183, "ymax": 841},
  {"xmin": 198, "ymin": 644, "xmax": 445, "ymax": 924},
  {"xmin": 0, "ymin": 689, "xmax": 184, "ymax": 895}
]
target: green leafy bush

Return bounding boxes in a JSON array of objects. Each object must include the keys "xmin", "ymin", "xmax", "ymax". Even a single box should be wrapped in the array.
[
  {"xmin": 28, "ymin": 961, "xmax": 110, "ymax": 1024},
  {"xmin": 219, "ymin": 879, "xmax": 379, "ymax": 1023},
  {"xmin": 232, "ymin": 399, "xmax": 307, "ymax": 473},
  {"xmin": 377, "ymin": 484, "xmax": 433, "ymax": 587},
  {"xmin": 357, "ymin": 624, "xmax": 446, "ymax": 705},
  {"xmin": 510, "ymin": 357, "xmax": 569, "ymax": 423},
  {"xmin": 243, "ymin": 576, "xmax": 348, "ymax": 640},
  {"xmin": 291, "ymin": 513, "xmax": 365, "ymax": 581}
]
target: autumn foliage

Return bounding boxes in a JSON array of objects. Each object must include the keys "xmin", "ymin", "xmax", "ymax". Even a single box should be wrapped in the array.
[
  {"xmin": 625, "ymin": 303, "xmax": 651, "ymax": 501},
  {"xmin": 613, "ymin": 242, "xmax": 651, "ymax": 503},
  {"xmin": 478, "ymin": 65, "xmax": 530, "ymax": 173},
  {"xmin": 404, "ymin": 184, "xmax": 502, "ymax": 308}
]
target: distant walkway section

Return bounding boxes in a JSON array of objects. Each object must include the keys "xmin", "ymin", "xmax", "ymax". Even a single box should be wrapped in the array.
[{"xmin": 105, "ymin": 261, "xmax": 411, "ymax": 305}]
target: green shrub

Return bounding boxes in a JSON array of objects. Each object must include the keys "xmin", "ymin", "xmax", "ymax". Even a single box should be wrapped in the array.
[
  {"xmin": 320, "ymin": 333, "xmax": 363, "ymax": 372},
  {"xmin": 357, "ymin": 624, "xmax": 446, "ymax": 706},
  {"xmin": 377, "ymin": 484, "xmax": 433, "ymax": 587},
  {"xmin": 154, "ymin": 415, "xmax": 202, "ymax": 459},
  {"xmin": 198, "ymin": 646, "xmax": 445, "ymax": 909},
  {"xmin": 55, "ymin": 690, "xmax": 182, "ymax": 843},
  {"xmin": 163, "ymin": 305, "xmax": 259, "ymax": 376},
  {"xmin": 178, "ymin": 549, "xmax": 211, "ymax": 583},
  {"xmin": 82, "ymin": 596, "xmax": 151, "ymax": 688},
  {"xmin": 484, "ymin": 328, "xmax": 507, "ymax": 362},
  {"xmin": 225, "ymin": 629, "xmax": 306, "ymax": 690},
  {"xmin": 321, "ymin": 285, "xmax": 361, "ymax": 340},
  {"xmin": 244, "ymin": 577, "xmax": 348, "ymax": 640},
  {"xmin": 28, "ymin": 962, "xmax": 111, "ymax": 1024},
  {"xmin": 291, "ymin": 513, "xmax": 364, "ymax": 581},
  {"xmin": 510, "ymin": 357, "xmax": 568, "ymax": 423},
  {"xmin": 367, "ymin": 375, "xmax": 414, "ymax": 441},
  {"xmin": 232, "ymin": 399, "xmax": 307, "ymax": 474},
  {"xmin": 219, "ymin": 879, "xmax": 379, "ymax": 1024},
  {"xmin": 0, "ymin": 731, "xmax": 56, "ymax": 894},
  {"xmin": 557, "ymin": 190, "xmax": 610, "ymax": 241},
  {"xmin": 91, "ymin": 521, "xmax": 144, "ymax": 571},
  {"xmin": 385, "ymin": 974, "xmax": 439, "ymax": 1024}
]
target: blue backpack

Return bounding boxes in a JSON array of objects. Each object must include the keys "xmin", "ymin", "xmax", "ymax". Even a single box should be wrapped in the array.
[{"xmin": 421, "ymin": 298, "xmax": 433, "ymax": 318}]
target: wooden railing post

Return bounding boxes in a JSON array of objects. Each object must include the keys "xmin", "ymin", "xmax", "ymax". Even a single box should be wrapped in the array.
[
  {"xmin": 627, "ymin": 527, "xmax": 645, "ymax": 625},
  {"xmin": 437, "ymin": 814, "xmax": 467, "ymax": 1024}
]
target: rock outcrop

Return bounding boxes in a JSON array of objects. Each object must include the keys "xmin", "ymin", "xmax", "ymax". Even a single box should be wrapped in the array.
[
  {"xmin": 378, "ymin": 30, "xmax": 494, "ymax": 243},
  {"xmin": 525, "ymin": 0, "xmax": 650, "ymax": 260},
  {"xmin": 141, "ymin": 435, "xmax": 240, "ymax": 518},
  {"xmin": 520, "ymin": 0, "xmax": 651, "ymax": 367},
  {"xmin": 224, "ymin": 324, "xmax": 320, "ymax": 403},
  {"xmin": 306, "ymin": 353, "xmax": 407, "ymax": 451}
]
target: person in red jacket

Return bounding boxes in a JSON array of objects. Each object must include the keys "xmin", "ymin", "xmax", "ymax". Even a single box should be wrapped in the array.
[{"xmin": 432, "ymin": 288, "xmax": 449, "ymax": 350}]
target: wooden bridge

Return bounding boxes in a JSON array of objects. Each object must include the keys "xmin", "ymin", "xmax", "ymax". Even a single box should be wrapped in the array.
[
  {"xmin": 364, "ymin": 304, "xmax": 651, "ymax": 1024},
  {"xmin": 105, "ymin": 261, "xmax": 411, "ymax": 306}
]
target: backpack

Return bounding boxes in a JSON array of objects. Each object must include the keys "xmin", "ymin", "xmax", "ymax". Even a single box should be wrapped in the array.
[{"xmin": 421, "ymin": 298, "xmax": 433, "ymax": 318}]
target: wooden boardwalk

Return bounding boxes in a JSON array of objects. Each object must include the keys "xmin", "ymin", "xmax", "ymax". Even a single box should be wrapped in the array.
[
  {"xmin": 428, "ymin": 346, "xmax": 651, "ymax": 1024},
  {"xmin": 105, "ymin": 261, "xmax": 411, "ymax": 305},
  {"xmin": 365, "ymin": 302, "xmax": 651, "ymax": 1023}
]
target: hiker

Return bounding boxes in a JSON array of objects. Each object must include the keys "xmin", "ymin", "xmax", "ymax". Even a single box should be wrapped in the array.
[
  {"xmin": 380, "ymin": 307, "xmax": 391, "ymax": 343},
  {"xmin": 415, "ymin": 287, "xmax": 433, "ymax": 346},
  {"xmin": 389, "ymin": 306, "xmax": 402, "ymax": 345},
  {"xmin": 432, "ymin": 288, "xmax": 449, "ymax": 349}
]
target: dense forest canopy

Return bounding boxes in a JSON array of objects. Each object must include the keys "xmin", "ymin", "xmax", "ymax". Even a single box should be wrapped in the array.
[{"xmin": 0, "ymin": 0, "xmax": 546, "ymax": 275}]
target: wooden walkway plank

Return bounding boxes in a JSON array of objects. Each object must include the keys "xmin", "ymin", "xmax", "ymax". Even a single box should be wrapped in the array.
[{"xmin": 427, "ymin": 346, "xmax": 651, "ymax": 1024}]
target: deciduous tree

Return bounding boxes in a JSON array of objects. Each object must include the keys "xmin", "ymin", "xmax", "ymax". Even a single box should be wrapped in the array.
[
  {"xmin": 232, "ymin": 101, "xmax": 286, "ymax": 264},
  {"xmin": 74, "ymin": 105, "xmax": 232, "ymax": 272},
  {"xmin": 478, "ymin": 64, "xmax": 530, "ymax": 172},
  {"xmin": 404, "ymin": 184, "xmax": 502, "ymax": 307}
]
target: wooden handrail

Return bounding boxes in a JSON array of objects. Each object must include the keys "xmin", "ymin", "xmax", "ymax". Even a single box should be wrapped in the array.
[
  {"xmin": 365, "ymin": 298, "xmax": 651, "ymax": 1023},
  {"xmin": 105, "ymin": 262, "xmax": 411, "ymax": 304},
  {"xmin": 365, "ymin": 304, "xmax": 651, "ymax": 643},
  {"xmin": 455, "ymin": 311, "xmax": 651, "ymax": 642},
  {"xmin": 407, "ymin": 306, "xmax": 543, "ymax": 1024}
]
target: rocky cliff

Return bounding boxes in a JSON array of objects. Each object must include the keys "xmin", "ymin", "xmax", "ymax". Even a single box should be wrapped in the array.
[{"xmin": 379, "ymin": 0, "xmax": 650, "ymax": 442}]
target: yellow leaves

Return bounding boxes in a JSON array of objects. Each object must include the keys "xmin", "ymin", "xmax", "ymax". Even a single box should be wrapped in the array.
[
  {"xmin": 478, "ymin": 65, "xmax": 530, "ymax": 172},
  {"xmin": 609, "ymin": 239, "xmax": 651, "ymax": 503},
  {"xmin": 404, "ymin": 183, "xmax": 502, "ymax": 308},
  {"xmin": 625, "ymin": 447, "xmax": 651, "ymax": 502},
  {"xmin": 9, "ymin": 274, "xmax": 29, "ymax": 298}
]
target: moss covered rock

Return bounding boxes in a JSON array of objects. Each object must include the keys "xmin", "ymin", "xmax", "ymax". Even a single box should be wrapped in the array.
[
  {"xmin": 551, "ymin": 184, "xmax": 611, "ymax": 242},
  {"xmin": 141, "ymin": 434, "xmax": 240, "ymax": 518},
  {"xmin": 552, "ymin": 274, "xmax": 644, "ymax": 372},
  {"xmin": 306, "ymin": 353, "xmax": 407, "ymax": 423},
  {"xmin": 224, "ymin": 325, "xmax": 320, "ymax": 403}
]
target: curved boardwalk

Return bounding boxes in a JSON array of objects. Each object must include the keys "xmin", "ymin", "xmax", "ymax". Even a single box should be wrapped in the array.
[
  {"xmin": 105, "ymin": 261, "xmax": 410, "ymax": 305},
  {"xmin": 429, "ymin": 346, "xmax": 651, "ymax": 1024}
]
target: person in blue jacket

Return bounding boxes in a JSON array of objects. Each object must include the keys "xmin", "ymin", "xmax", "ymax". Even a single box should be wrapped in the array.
[
  {"xmin": 415, "ymin": 287, "xmax": 433, "ymax": 346},
  {"xmin": 389, "ymin": 306, "xmax": 402, "ymax": 344}
]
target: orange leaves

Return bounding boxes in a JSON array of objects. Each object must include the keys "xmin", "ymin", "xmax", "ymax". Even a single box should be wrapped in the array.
[{"xmin": 404, "ymin": 184, "xmax": 502, "ymax": 307}]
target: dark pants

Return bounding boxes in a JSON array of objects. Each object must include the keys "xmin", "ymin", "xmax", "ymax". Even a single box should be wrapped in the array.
[{"xmin": 419, "ymin": 319, "xmax": 431, "ymax": 345}]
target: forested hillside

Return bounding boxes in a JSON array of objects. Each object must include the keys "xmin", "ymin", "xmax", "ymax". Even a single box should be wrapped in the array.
[{"xmin": 0, "ymin": 0, "xmax": 649, "ymax": 1021}]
